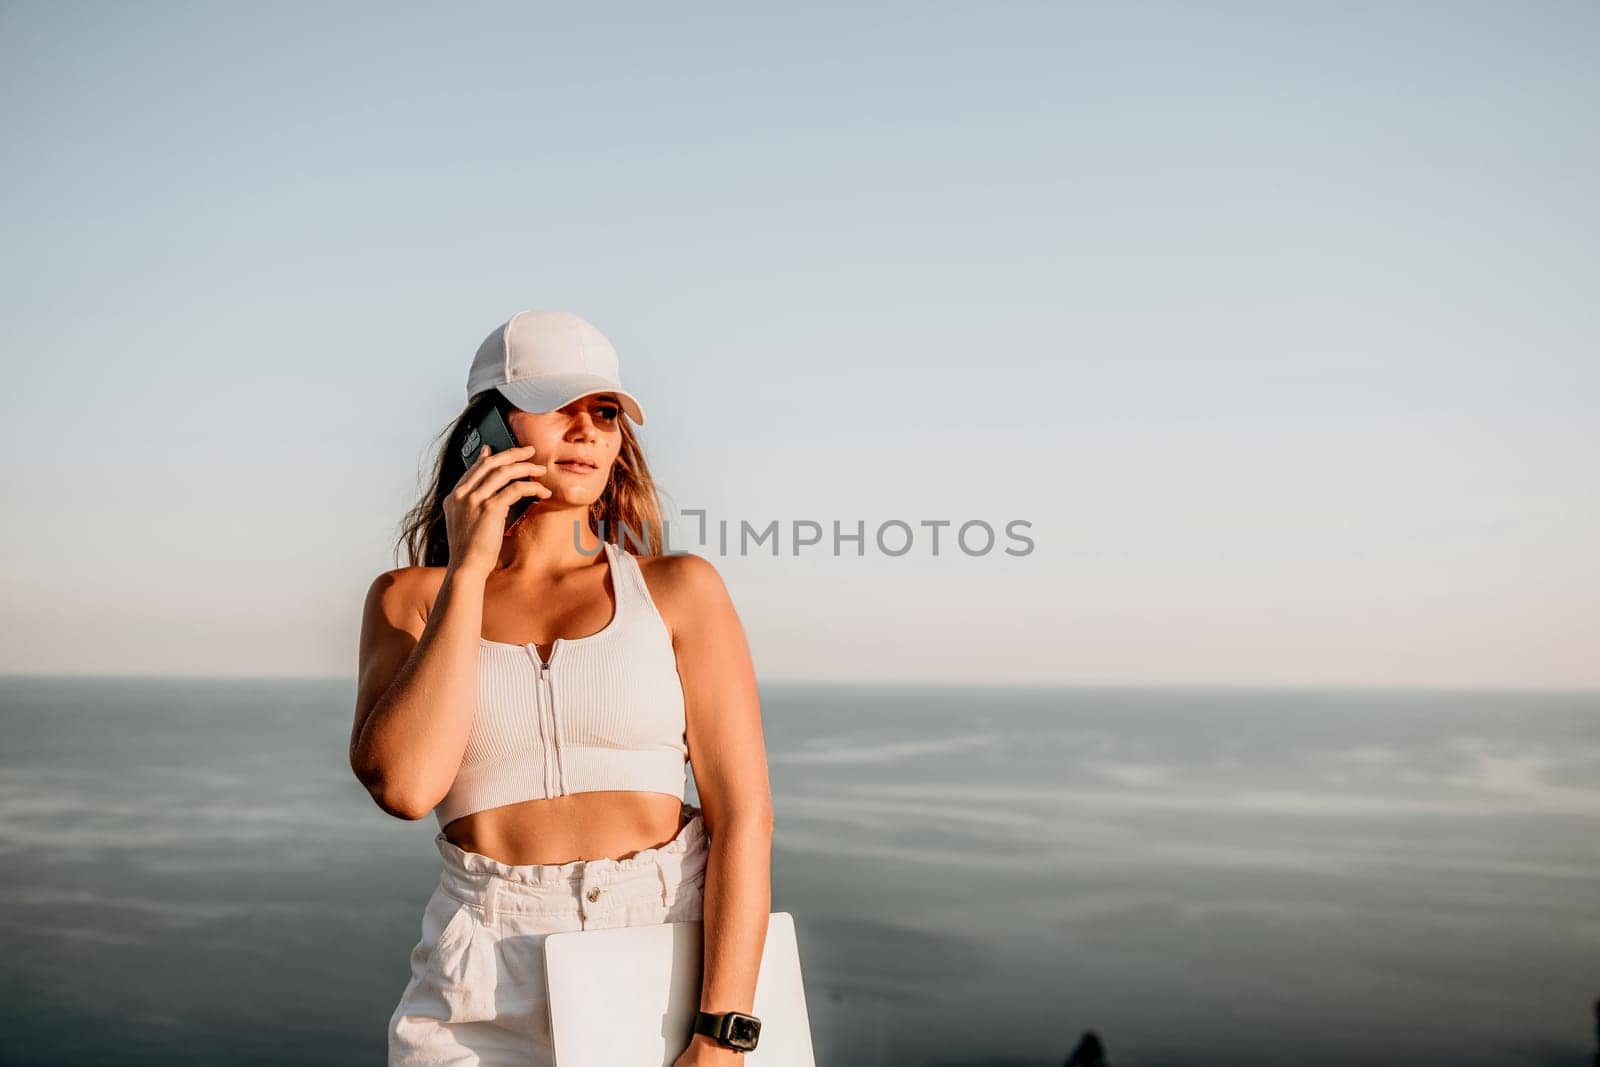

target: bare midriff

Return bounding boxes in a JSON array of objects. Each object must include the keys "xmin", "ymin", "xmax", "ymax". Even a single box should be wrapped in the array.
[{"xmin": 441, "ymin": 789, "xmax": 689, "ymax": 866}]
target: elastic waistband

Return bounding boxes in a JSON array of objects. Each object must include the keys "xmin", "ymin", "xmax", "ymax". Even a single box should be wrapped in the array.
[{"xmin": 433, "ymin": 802, "xmax": 708, "ymax": 919}]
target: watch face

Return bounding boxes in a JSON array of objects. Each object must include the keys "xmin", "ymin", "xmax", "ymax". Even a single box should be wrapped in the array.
[{"xmin": 727, "ymin": 1014, "xmax": 761, "ymax": 1050}]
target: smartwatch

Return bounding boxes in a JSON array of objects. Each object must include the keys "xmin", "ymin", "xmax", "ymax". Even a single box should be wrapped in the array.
[{"xmin": 693, "ymin": 1009, "xmax": 762, "ymax": 1052}]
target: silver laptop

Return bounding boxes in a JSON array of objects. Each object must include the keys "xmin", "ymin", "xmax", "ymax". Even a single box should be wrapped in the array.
[{"xmin": 543, "ymin": 911, "xmax": 816, "ymax": 1066}]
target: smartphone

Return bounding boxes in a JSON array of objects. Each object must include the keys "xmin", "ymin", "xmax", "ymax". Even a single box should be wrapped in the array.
[{"xmin": 459, "ymin": 394, "xmax": 539, "ymax": 529}]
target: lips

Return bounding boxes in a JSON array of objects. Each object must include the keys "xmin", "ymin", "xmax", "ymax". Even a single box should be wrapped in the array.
[{"xmin": 554, "ymin": 459, "xmax": 597, "ymax": 472}]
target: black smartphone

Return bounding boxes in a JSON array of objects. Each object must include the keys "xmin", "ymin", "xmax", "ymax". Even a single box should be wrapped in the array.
[{"xmin": 459, "ymin": 394, "xmax": 539, "ymax": 529}]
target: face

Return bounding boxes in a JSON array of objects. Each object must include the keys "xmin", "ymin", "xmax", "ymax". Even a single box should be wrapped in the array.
[{"xmin": 505, "ymin": 392, "xmax": 624, "ymax": 507}]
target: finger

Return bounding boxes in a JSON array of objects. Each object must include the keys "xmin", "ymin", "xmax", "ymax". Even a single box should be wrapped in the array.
[
  {"xmin": 462, "ymin": 455, "xmax": 547, "ymax": 499},
  {"xmin": 464, "ymin": 445, "xmax": 539, "ymax": 485},
  {"xmin": 456, "ymin": 444, "xmax": 491, "ymax": 490},
  {"xmin": 480, "ymin": 464, "xmax": 549, "ymax": 502},
  {"xmin": 491, "ymin": 479, "xmax": 552, "ymax": 508}
]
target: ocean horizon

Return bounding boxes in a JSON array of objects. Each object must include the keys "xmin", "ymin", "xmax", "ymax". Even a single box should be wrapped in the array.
[{"xmin": 1, "ymin": 674, "xmax": 1595, "ymax": 1066}]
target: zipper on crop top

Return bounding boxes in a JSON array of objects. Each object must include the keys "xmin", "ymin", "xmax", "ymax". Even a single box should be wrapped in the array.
[{"xmin": 529, "ymin": 650, "xmax": 566, "ymax": 796}]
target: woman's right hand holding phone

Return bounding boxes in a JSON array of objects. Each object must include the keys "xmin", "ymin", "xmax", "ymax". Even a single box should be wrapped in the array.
[{"xmin": 445, "ymin": 445, "xmax": 551, "ymax": 578}]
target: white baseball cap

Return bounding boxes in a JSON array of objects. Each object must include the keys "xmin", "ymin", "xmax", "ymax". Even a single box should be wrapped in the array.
[{"xmin": 466, "ymin": 310, "xmax": 646, "ymax": 425}]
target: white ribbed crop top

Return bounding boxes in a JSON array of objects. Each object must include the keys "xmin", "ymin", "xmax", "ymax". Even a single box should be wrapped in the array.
[{"xmin": 432, "ymin": 539, "xmax": 689, "ymax": 829}]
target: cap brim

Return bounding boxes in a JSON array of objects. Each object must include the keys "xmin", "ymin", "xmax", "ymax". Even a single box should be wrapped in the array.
[{"xmin": 493, "ymin": 375, "xmax": 646, "ymax": 425}]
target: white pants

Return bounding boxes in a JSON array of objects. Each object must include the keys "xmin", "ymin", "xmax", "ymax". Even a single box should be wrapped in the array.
[{"xmin": 388, "ymin": 801, "xmax": 710, "ymax": 1066}]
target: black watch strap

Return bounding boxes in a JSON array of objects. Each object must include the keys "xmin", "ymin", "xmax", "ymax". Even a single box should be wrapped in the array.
[{"xmin": 693, "ymin": 1009, "xmax": 762, "ymax": 1052}]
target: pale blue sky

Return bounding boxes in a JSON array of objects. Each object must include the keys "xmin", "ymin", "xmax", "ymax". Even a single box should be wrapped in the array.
[{"xmin": 2, "ymin": 2, "xmax": 1596, "ymax": 686}]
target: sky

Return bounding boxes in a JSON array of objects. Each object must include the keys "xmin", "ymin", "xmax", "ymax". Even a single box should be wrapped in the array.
[{"xmin": 1, "ymin": 1, "xmax": 1596, "ymax": 687}]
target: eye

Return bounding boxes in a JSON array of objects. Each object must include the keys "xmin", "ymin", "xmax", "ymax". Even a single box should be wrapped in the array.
[{"xmin": 595, "ymin": 403, "xmax": 621, "ymax": 422}]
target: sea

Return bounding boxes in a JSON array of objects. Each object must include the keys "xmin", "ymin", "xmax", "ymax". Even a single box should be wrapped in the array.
[{"xmin": 0, "ymin": 675, "xmax": 1595, "ymax": 1066}]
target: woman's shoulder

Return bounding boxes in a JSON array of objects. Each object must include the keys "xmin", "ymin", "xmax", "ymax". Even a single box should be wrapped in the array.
[
  {"xmin": 371, "ymin": 564, "xmax": 447, "ymax": 621},
  {"xmin": 633, "ymin": 549, "xmax": 723, "ymax": 593},
  {"xmin": 632, "ymin": 551, "xmax": 731, "ymax": 640},
  {"xmin": 388, "ymin": 563, "xmax": 448, "ymax": 588}
]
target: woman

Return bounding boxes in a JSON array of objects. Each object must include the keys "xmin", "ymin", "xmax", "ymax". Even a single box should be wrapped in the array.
[{"xmin": 350, "ymin": 310, "xmax": 775, "ymax": 1066}]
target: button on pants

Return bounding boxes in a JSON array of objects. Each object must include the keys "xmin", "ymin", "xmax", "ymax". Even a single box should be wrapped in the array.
[{"xmin": 388, "ymin": 801, "xmax": 709, "ymax": 1066}]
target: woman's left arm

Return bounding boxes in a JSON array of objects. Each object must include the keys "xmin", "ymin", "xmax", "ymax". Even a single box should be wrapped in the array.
[{"xmin": 663, "ymin": 552, "xmax": 775, "ymax": 1064}]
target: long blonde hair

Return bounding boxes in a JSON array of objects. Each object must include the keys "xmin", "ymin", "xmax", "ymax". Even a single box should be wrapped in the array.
[{"xmin": 396, "ymin": 390, "xmax": 668, "ymax": 568}]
